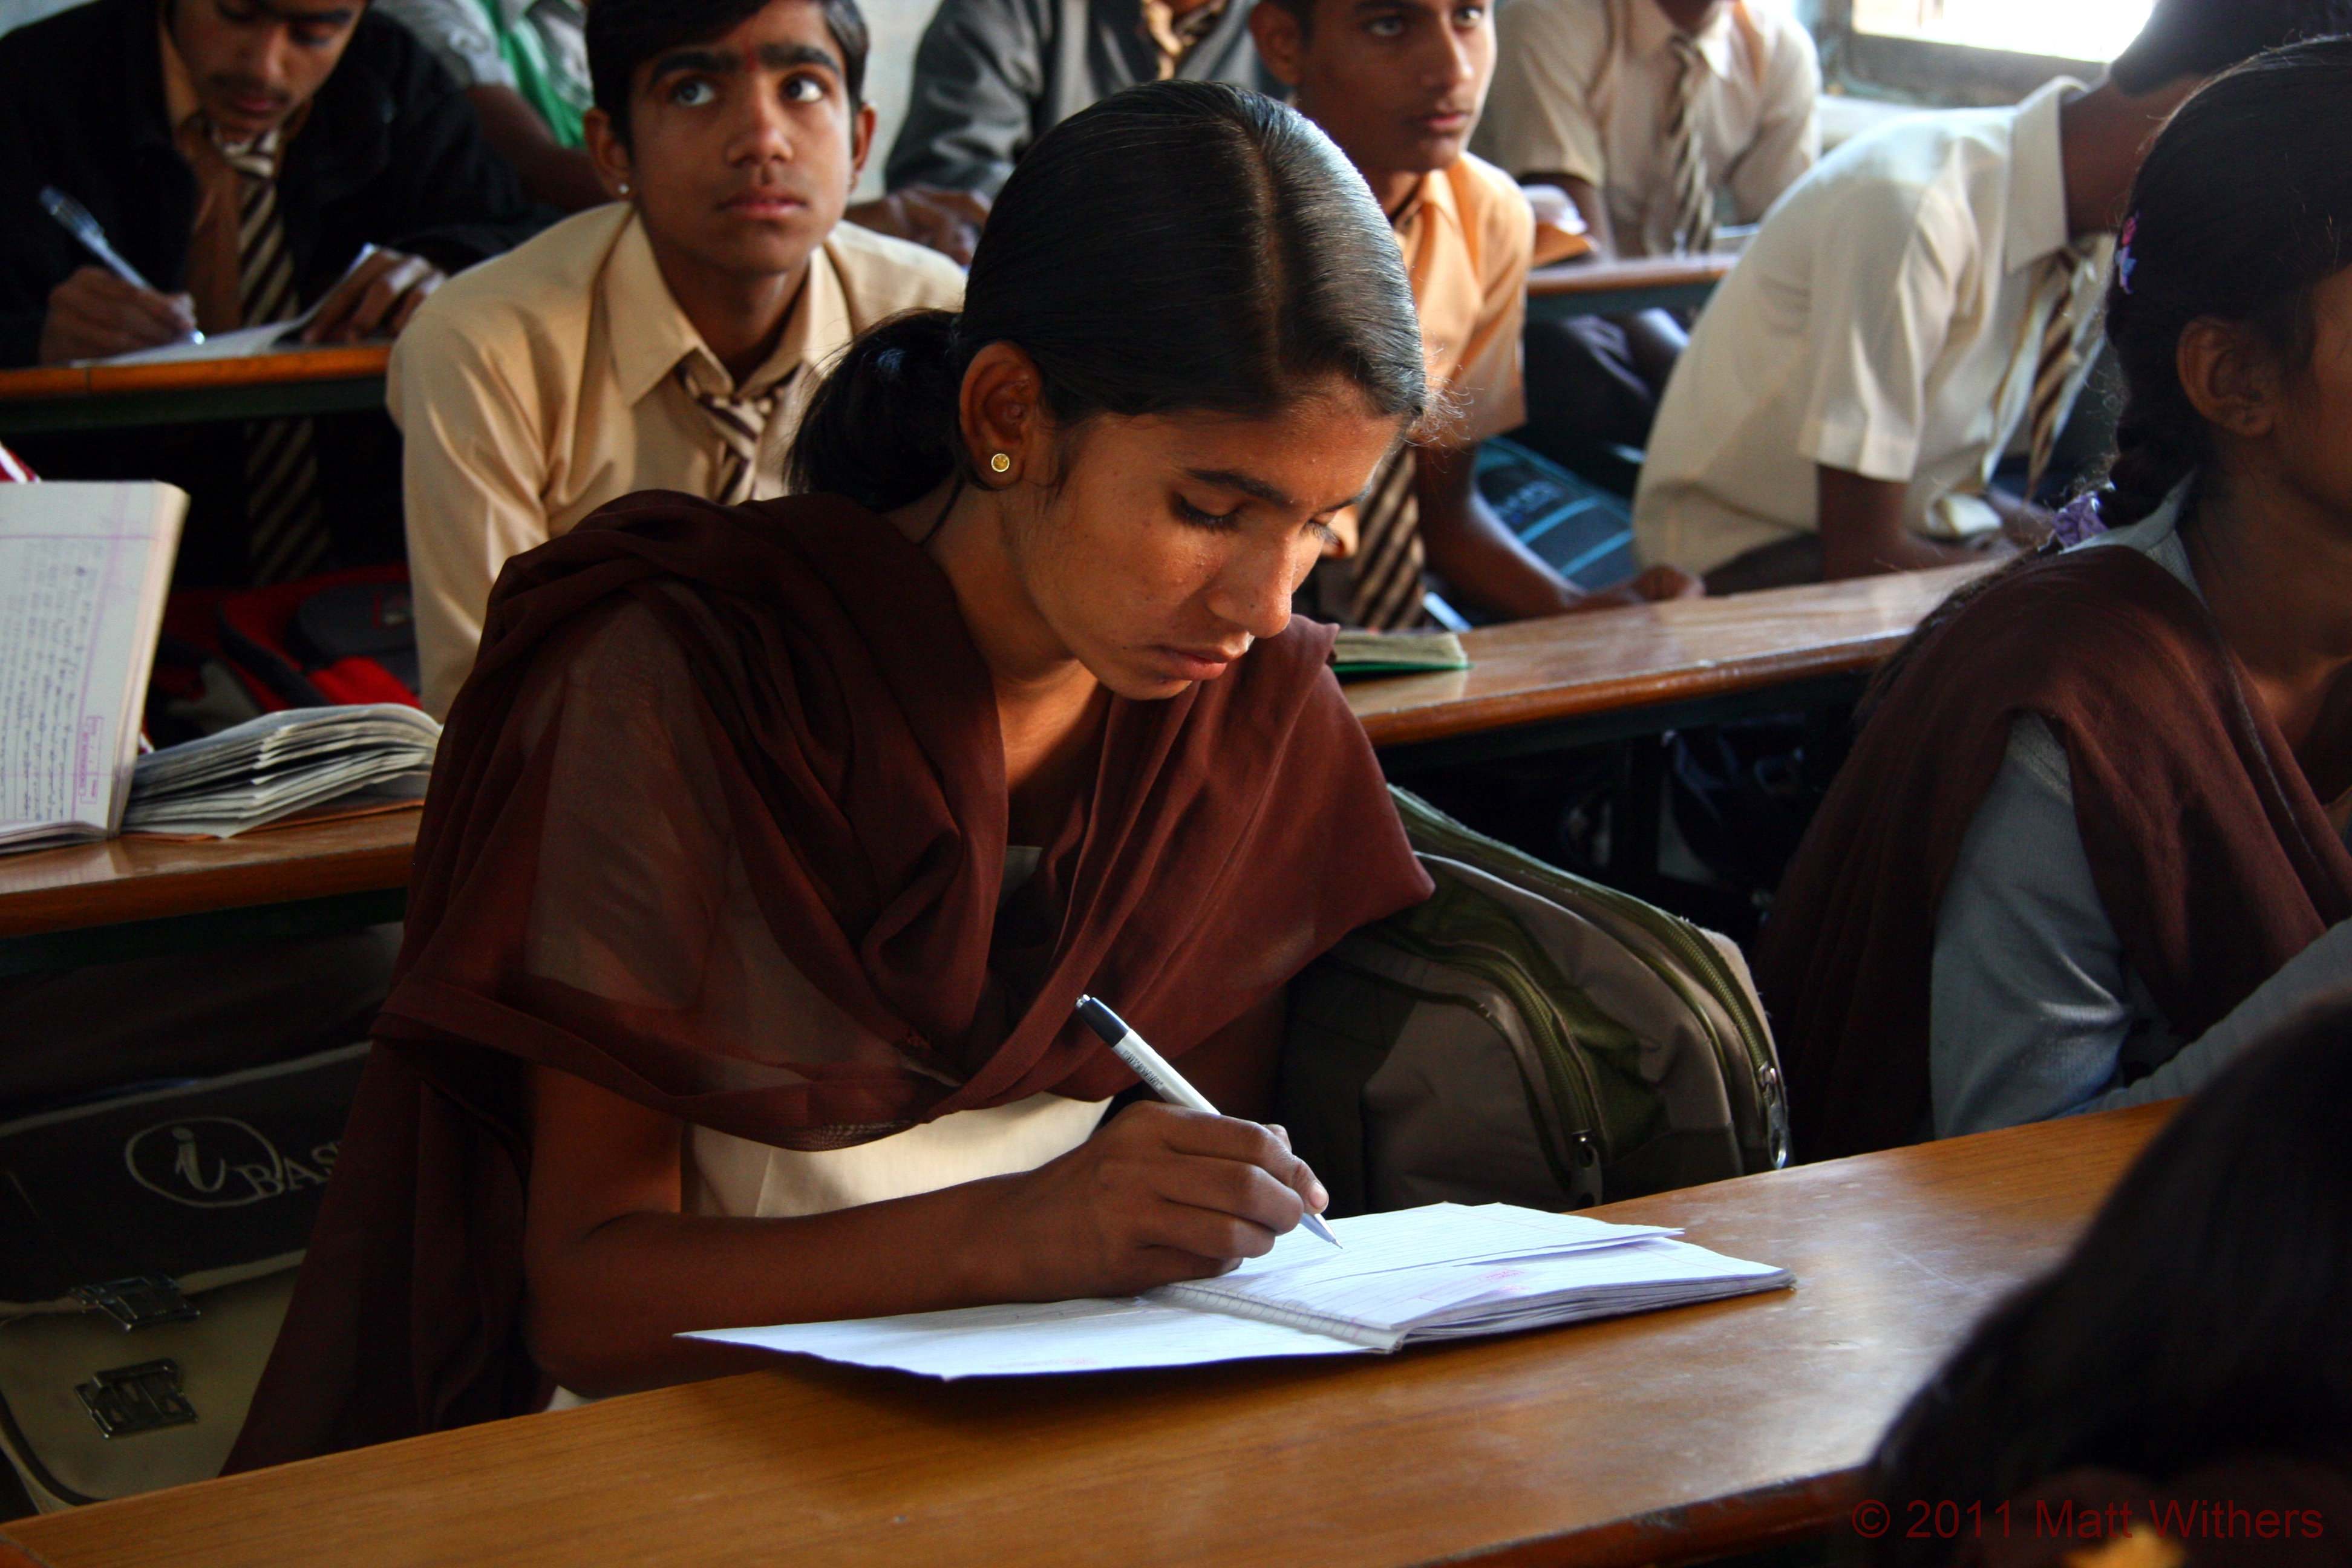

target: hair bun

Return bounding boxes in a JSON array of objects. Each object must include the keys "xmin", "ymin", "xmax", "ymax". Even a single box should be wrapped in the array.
[{"xmin": 788, "ymin": 309, "xmax": 967, "ymax": 512}]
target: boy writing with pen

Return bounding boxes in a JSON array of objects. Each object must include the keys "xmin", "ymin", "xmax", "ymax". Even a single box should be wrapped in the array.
[{"xmin": 0, "ymin": 0, "xmax": 543, "ymax": 370}]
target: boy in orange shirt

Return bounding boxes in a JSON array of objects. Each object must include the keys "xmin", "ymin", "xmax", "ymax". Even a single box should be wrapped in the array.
[{"xmin": 1252, "ymin": 0, "xmax": 1694, "ymax": 625}]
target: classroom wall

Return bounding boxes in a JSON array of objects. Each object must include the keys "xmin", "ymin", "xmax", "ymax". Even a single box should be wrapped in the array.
[{"xmin": 858, "ymin": 0, "xmax": 942, "ymax": 199}]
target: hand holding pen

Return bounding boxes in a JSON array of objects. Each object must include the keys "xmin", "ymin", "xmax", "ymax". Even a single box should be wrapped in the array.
[
  {"xmin": 1078, "ymin": 996, "xmax": 1342, "ymax": 1248},
  {"xmin": 37, "ymin": 187, "xmax": 201, "ymax": 364}
]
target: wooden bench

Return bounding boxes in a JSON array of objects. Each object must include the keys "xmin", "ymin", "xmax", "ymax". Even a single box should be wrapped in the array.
[{"xmin": 2, "ymin": 1103, "xmax": 2170, "ymax": 1567}]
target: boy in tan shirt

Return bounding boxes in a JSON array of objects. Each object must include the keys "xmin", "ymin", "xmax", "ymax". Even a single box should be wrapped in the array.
[
  {"xmin": 392, "ymin": 0, "xmax": 962, "ymax": 713},
  {"xmin": 1251, "ymin": 0, "xmax": 1691, "ymax": 625}
]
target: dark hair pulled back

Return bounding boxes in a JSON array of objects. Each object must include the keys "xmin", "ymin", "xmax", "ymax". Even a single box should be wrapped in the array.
[
  {"xmin": 789, "ymin": 80, "xmax": 1429, "ymax": 513},
  {"xmin": 1861, "ymin": 997, "xmax": 2352, "ymax": 1568},
  {"xmin": 2097, "ymin": 36, "xmax": 2352, "ymax": 528}
]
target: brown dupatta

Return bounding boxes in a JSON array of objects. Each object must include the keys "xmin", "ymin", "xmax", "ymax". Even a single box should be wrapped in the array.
[
  {"xmin": 226, "ymin": 491, "xmax": 1432, "ymax": 1466},
  {"xmin": 1759, "ymin": 544, "xmax": 2352, "ymax": 1161}
]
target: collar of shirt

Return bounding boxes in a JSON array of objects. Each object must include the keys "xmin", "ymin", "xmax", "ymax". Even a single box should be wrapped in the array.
[
  {"xmin": 2002, "ymin": 76, "xmax": 2088, "ymax": 276},
  {"xmin": 1625, "ymin": 0, "xmax": 1735, "ymax": 79},
  {"xmin": 1388, "ymin": 162, "xmax": 1464, "ymax": 251},
  {"xmin": 603, "ymin": 210, "xmax": 847, "ymax": 407}
]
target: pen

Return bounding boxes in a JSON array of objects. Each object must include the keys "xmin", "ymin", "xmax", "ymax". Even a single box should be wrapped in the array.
[
  {"xmin": 39, "ymin": 186, "xmax": 204, "ymax": 344},
  {"xmin": 1075, "ymin": 994, "xmax": 1343, "ymax": 1249}
]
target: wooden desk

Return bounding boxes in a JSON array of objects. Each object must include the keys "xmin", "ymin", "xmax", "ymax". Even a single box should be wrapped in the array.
[
  {"xmin": 0, "ymin": 345, "xmax": 391, "ymax": 436},
  {"xmin": 1526, "ymin": 253, "xmax": 1736, "ymax": 321},
  {"xmin": 4, "ymin": 1102, "xmax": 2171, "ymax": 1567},
  {"xmin": 1356, "ymin": 563, "xmax": 1987, "ymax": 771},
  {"xmin": 0, "ymin": 567, "xmax": 1985, "ymax": 972},
  {"xmin": 0, "ymin": 813, "xmax": 416, "ymax": 978}
]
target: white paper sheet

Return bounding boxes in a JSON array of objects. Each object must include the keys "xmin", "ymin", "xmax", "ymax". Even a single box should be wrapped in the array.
[
  {"xmin": 684, "ymin": 1204, "xmax": 1788, "ymax": 1379},
  {"xmin": 685, "ymin": 1296, "xmax": 1372, "ymax": 1379}
]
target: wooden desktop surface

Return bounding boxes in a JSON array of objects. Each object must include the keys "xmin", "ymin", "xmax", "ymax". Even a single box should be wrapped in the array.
[
  {"xmin": 0, "ymin": 568, "xmax": 1985, "ymax": 943},
  {"xmin": 0, "ymin": 812, "xmax": 418, "ymax": 940},
  {"xmin": 1350, "ymin": 563, "xmax": 1987, "ymax": 751},
  {"xmin": 0, "ymin": 345, "xmax": 391, "ymax": 403},
  {"xmin": 6, "ymin": 1102, "xmax": 2169, "ymax": 1568},
  {"xmin": 1527, "ymin": 252, "xmax": 1736, "ymax": 301}
]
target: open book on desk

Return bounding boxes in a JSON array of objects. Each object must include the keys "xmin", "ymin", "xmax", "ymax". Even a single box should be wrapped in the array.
[
  {"xmin": 0, "ymin": 482, "xmax": 186, "ymax": 853},
  {"xmin": 687, "ymin": 1203, "xmax": 1791, "ymax": 1379}
]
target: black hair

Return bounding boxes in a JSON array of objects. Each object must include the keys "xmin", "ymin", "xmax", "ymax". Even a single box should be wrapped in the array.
[
  {"xmin": 1863, "ymin": 996, "xmax": 2352, "ymax": 1568},
  {"xmin": 788, "ymin": 80, "xmax": 1429, "ymax": 514},
  {"xmin": 2110, "ymin": 0, "xmax": 2352, "ymax": 93},
  {"xmin": 2094, "ymin": 36, "xmax": 2352, "ymax": 528},
  {"xmin": 587, "ymin": 0, "xmax": 869, "ymax": 149}
]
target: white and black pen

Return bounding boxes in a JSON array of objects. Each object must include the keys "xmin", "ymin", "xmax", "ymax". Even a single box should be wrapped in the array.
[{"xmin": 1075, "ymin": 994, "xmax": 1343, "ymax": 1249}]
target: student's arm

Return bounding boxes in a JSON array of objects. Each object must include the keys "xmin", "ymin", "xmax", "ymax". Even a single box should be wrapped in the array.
[
  {"xmin": 1932, "ymin": 716, "xmax": 2352, "ymax": 1135},
  {"xmin": 1817, "ymin": 465, "xmax": 1988, "ymax": 579},
  {"xmin": 521, "ymin": 1003, "xmax": 1322, "ymax": 1397},
  {"xmin": 1795, "ymin": 184, "xmax": 1982, "ymax": 573},
  {"xmin": 880, "ymin": 0, "xmax": 1046, "ymax": 200},
  {"xmin": 36, "ymin": 267, "xmax": 198, "ymax": 364},
  {"xmin": 1475, "ymin": 0, "xmax": 1611, "ymax": 247},
  {"xmin": 1417, "ymin": 445, "xmax": 1695, "ymax": 617},
  {"xmin": 844, "ymin": 187, "xmax": 991, "ymax": 266},
  {"xmin": 465, "ymin": 83, "xmax": 607, "ymax": 213},
  {"xmin": 1720, "ymin": 13, "xmax": 1821, "ymax": 226},
  {"xmin": 388, "ymin": 308, "xmax": 552, "ymax": 716}
]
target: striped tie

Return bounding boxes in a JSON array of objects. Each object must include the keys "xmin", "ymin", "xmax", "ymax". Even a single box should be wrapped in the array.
[
  {"xmin": 218, "ymin": 128, "xmax": 328, "ymax": 584},
  {"xmin": 2025, "ymin": 244, "xmax": 2099, "ymax": 497},
  {"xmin": 1347, "ymin": 446, "xmax": 1426, "ymax": 631},
  {"xmin": 676, "ymin": 361, "xmax": 786, "ymax": 506},
  {"xmin": 1664, "ymin": 32, "xmax": 1716, "ymax": 258}
]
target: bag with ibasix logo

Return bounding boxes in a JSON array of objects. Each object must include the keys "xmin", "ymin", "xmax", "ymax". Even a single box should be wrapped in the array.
[{"xmin": 0, "ymin": 1044, "xmax": 365, "ymax": 1512}]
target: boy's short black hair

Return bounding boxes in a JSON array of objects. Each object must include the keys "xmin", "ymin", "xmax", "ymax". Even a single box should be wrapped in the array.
[
  {"xmin": 2111, "ymin": 0, "xmax": 2352, "ymax": 93},
  {"xmin": 587, "ymin": 0, "xmax": 869, "ymax": 147}
]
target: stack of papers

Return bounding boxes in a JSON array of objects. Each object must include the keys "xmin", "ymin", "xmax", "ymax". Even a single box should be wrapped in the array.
[
  {"xmin": 1330, "ymin": 629, "xmax": 1471, "ymax": 677},
  {"xmin": 123, "ymin": 704, "xmax": 439, "ymax": 838},
  {"xmin": 687, "ymin": 1203, "xmax": 1790, "ymax": 1379}
]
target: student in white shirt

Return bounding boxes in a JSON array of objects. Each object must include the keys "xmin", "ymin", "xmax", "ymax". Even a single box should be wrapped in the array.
[
  {"xmin": 1633, "ymin": 0, "xmax": 2350, "ymax": 590},
  {"xmin": 390, "ymin": 0, "xmax": 965, "ymax": 714},
  {"xmin": 1471, "ymin": 0, "xmax": 1818, "ymax": 451}
]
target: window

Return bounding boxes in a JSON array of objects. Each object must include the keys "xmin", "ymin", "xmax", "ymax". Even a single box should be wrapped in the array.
[{"xmin": 1851, "ymin": 0, "xmax": 2154, "ymax": 64}]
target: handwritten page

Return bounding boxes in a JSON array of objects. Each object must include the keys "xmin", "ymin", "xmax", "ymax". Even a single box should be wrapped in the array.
[
  {"xmin": 0, "ymin": 483, "xmax": 186, "ymax": 851},
  {"xmin": 685, "ymin": 1203, "xmax": 1789, "ymax": 1379}
]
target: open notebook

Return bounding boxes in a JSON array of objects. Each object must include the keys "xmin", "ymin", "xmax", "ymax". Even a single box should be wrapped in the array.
[
  {"xmin": 686, "ymin": 1203, "xmax": 1791, "ymax": 1379},
  {"xmin": 0, "ymin": 482, "xmax": 186, "ymax": 852}
]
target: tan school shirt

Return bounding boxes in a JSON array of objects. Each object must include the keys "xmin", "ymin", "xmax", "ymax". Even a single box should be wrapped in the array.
[
  {"xmin": 1331, "ymin": 154, "xmax": 1531, "ymax": 556},
  {"xmin": 390, "ymin": 203, "xmax": 965, "ymax": 715},
  {"xmin": 1630, "ymin": 79, "xmax": 2111, "ymax": 576},
  {"xmin": 160, "ymin": 16, "xmax": 312, "ymax": 332},
  {"xmin": 1471, "ymin": 0, "xmax": 1818, "ymax": 258}
]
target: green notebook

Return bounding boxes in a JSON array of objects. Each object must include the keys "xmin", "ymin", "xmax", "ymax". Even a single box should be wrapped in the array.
[{"xmin": 1330, "ymin": 629, "xmax": 1472, "ymax": 678}]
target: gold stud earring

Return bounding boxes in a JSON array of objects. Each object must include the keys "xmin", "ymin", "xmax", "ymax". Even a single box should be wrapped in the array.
[{"xmin": 989, "ymin": 452, "xmax": 1012, "ymax": 474}]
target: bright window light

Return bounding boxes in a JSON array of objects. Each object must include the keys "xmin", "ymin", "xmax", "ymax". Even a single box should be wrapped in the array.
[{"xmin": 1851, "ymin": 0, "xmax": 2154, "ymax": 61}]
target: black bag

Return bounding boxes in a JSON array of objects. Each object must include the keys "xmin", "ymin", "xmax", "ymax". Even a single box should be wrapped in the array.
[{"xmin": 0, "ymin": 1044, "xmax": 365, "ymax": 1511}]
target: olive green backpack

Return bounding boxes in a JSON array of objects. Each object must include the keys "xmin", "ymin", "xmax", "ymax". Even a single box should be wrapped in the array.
[{"xmin": 1282, "ymin": 789, "xmax": 1789, "ymax": 1217}]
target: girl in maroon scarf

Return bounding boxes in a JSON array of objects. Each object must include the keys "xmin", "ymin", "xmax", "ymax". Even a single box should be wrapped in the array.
[
  {"xmin": 230, "ymin": 79, "xmax": 1436, "ymax": 1464},
  {"xmin": 1760, "ymin": 39, "xmax": 2352, "ymax": 1160}
]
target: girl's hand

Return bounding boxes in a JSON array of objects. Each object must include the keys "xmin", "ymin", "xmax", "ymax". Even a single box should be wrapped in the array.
[{"xmin": 978, "ymin": 1102, "xmax": 1329, "ymax": 1301}]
